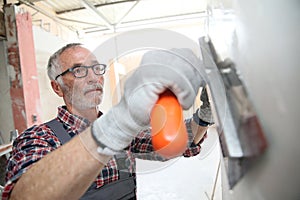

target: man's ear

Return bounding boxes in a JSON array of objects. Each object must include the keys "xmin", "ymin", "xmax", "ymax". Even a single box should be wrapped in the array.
[{"xmin": 51, "ymin": 80, "xmax": 63, "ymax": 97}]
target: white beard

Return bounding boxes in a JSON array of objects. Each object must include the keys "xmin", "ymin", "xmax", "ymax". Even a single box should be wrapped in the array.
[{"xmin": 61, "ymin": 82, "xmax": 103, "ymax": 110}]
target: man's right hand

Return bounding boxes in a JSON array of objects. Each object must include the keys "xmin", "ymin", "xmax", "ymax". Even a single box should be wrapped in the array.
[{"xmin": 92, "ymin": 48, "xmax": 206, "ymax": 155}]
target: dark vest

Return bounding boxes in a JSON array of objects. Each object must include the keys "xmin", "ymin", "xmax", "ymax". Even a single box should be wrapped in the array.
[{"xmin": 46, "ymin": 119, "xmax": 136, "ymax": 200}]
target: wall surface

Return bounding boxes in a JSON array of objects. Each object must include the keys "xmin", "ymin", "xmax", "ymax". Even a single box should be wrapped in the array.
[
  {"xmin": 0, "ymin": 41, "xmax": 14, "ymax": 143},
  {"xmin": 32, "ymin": 26, "xmax": 68, "ymax": 122},
  {"xmin": 208, "ymin": 0, "xmax": 300, "ymax": 199}
]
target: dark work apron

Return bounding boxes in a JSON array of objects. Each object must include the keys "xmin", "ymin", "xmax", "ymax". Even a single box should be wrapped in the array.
[{"xmin": 46, "ymin": 119, "xmax": 136, "ymax": 200}]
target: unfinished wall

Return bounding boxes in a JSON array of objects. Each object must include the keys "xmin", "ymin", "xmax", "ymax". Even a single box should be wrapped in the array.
[{"xmin": 0, "ymin": 41, "xmax": 14, "ymax": 143}]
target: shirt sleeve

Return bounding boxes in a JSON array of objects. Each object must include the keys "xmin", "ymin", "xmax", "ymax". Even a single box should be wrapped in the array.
[
  {"xmin": 182, "ymin": 117, "xmax": 207, "ymax": 157},
  {"xmin": 129, "ymin": 128, "xmax": 165, "ymax": 161},
  {"xmin": 2, "ymin": 124, "xmax": 61, "ymax": 200}
]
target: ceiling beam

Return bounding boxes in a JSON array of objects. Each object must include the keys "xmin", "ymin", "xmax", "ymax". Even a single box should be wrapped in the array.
[
  {"xmin": 57, "ymin": 16, "xmax": 106, "ymax": 27},
  {"xmin": 115, "ymin": 0, "xmax": 140, "ymax": 27},
  {"xmin": 18, "ymin": 0, "xmax": 78, "ymax": 32},
  {"xmin": 120, "ymin": 11, "xmax": 207, "ymax": 27},
  {"xmin": 81, "ymin": 0, "xmax": 114, "ymax": 31},
  {"xmin": 56, "ymin": 0, "xmax": 138, "ymax": 15},
  {"xmin": 84, "ymin": 11, "xmax": 207, "ymax": 34}
]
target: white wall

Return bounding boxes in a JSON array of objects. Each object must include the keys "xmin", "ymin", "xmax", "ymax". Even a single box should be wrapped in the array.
[
  {"xmin": 32, "ymin": 26, "xmax": 69, "ymax": 122},
  {"xmin": 208, "ymin": 0, "xmax": 300, "ymax": 199}
]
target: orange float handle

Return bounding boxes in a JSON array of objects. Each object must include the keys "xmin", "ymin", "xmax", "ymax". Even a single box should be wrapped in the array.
[{"xmin": 150, "ymin": 90, "xmax": 188, "ymax": 158}]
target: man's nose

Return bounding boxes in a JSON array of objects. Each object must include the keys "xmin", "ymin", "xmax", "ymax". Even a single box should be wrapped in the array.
[{"xmin": 86, "ymin": 68, "xmax": 104, "ymax": 83}]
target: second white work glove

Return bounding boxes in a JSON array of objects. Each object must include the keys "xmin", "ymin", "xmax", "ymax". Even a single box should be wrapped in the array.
[{"xmin": 92, "ymin": 48, "xmax": 206, "ymax": 155}]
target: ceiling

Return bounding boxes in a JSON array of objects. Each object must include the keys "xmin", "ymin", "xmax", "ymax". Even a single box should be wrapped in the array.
[{"xmin": 5, "ymin": 0, "xmax": 208, "ymax": 36}]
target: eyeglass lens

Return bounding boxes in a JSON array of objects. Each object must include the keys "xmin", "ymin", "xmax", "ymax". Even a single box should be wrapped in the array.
[{"xmin": 73, "ymin": 64, "xmax": 105, "ymax": 78}]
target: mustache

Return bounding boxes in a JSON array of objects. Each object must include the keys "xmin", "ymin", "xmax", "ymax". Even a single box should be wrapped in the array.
[{"xmin": 83, "ymin": 84, "xmax": 104, "ymax": 94}]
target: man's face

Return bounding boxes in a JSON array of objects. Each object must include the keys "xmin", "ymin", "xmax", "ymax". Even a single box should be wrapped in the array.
[{"xmin": 58, "ymin": 46, "xmax": 105, "ymax": 111}]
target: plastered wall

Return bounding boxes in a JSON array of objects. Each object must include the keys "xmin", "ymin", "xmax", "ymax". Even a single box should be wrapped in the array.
[{"xmin": 208, "ymin": 0, "xmax": 300, "ymax": 199}]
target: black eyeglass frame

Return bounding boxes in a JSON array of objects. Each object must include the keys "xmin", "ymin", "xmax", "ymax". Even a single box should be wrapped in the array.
[{"xmin": 55, "ymin": 64, "xmax": 107, "ymax": 80}]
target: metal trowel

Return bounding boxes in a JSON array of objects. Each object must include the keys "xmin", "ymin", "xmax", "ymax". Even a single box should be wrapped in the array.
[{"xmin": 198, "ymin": 36, "xmax": 268, "ymax": 189}]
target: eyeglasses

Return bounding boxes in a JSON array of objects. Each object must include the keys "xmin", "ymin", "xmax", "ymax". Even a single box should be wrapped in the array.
[{"xmin": 55, "ymin": 64, "xmax": 106, "ymax": 80}]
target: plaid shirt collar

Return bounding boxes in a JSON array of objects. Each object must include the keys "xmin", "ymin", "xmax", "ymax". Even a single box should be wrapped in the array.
[{"xmin": 57, "ymin": 106, "xmax": 91, "ymax": 133}]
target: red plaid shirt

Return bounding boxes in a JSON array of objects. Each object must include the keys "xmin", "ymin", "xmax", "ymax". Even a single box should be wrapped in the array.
[{"xmin": 2, "ymin": 106, "xmax": 205, "ymax": 199}]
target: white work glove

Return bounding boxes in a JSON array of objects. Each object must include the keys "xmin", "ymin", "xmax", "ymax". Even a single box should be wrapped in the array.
[{"xmin": 92, "ymin": 48, "xmax": 206, "ymax": 155}]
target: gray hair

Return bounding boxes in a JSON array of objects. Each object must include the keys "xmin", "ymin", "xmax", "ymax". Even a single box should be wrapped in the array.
[{"xmin": 47, "ymin": 43, "xmax": 82, "ymax": 81}]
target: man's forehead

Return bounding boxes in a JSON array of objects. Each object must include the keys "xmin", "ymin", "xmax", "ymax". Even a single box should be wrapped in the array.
[
  {"xmin": 62, "ymin": 46, "xmax": 93, "ymax": 57},
  {"xmin": 60, "ymin": 46, "xmax": 97, "ymax": 66}
]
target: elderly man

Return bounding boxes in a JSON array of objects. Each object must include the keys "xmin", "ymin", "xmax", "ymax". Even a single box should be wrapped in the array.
[{"xmin": 3, "ymin": 43, "xmax": 213, "ymax": 199}]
